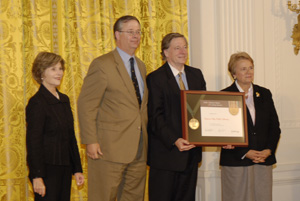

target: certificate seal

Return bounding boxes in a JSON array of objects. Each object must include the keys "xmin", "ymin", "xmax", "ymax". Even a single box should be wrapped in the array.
[
  {"xmin": 229, "ymin": 107, "xmax": 239, "ymax": 115},
  {"xmin": 189, "ymin": 118, "xmax": 199, "ymax": 130},
  {"xmin": 228, "ymin": 101, "xmax": 239, "ymax": 115}
]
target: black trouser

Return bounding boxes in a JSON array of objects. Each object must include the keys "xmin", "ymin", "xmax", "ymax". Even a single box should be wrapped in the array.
[
  {"xmin": 149, "ymin": 160, "xmax": 199, "ymax": 201},
  {"xmin": 33, "ymin": 165, "xmax": 72, "ymax": 201}
]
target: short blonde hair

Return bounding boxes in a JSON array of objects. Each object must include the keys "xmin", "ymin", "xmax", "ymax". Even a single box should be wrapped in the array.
[
  {"xmin": 228, "ymin": 52, "xmax": 254, "ymax": 79},
  {"xmin": 32, "ymin": 52, "xmax": 65, "ymax": 84}
]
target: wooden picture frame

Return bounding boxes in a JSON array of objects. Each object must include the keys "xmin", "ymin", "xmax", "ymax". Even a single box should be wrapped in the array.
[{"xmin": 181, "ymin": 90, "xmax": 248, "ymax": 147}]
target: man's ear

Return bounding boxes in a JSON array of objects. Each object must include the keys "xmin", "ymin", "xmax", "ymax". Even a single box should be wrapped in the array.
[
  {"xmin": 164, "ymin": 49, "xmax": 169, "ymax": 58},
  {"xmin": 115, "ymin": 31, "xmax": 120, "ymax": 41}
]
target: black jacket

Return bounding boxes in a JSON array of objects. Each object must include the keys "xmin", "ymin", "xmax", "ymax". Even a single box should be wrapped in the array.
[
  {"xmin": 220, "ymin": 83, "xmax": 281, "ymax": 166},
  {"xmin": 147, "ymin": 63, "xmax": 206, "ymax": 171},
  {"xmin": 26, "ymin": 84, "xmax": 82, "ymax": 178}
]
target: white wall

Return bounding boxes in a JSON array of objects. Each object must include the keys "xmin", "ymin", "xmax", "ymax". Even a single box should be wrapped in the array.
[{"xmin": 188, "ymin": 0, "xmax": 300, "ymax": 200}]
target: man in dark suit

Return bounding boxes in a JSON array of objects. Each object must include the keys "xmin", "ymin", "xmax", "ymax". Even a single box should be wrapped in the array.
[
  {"xmin": 147, "ymin": 33, "xmax": 206, "ymax": 201},
  {"xmin": 78, "ymin": 16, "xmax": 148, "ymax": 201}
]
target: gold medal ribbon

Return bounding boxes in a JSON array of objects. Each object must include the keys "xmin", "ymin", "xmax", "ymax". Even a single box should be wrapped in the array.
[{"xmin": 186, "ymin": 98, "xmax": 202, "ymax": 130}]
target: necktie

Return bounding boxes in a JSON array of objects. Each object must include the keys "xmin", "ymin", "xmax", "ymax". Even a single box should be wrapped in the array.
[
  {"xmin": 178, "ymin": 72, "xmax": 186, "ymax": 90},
  {"xmin": 129, "ymin": 57, "xmax": 142, "ymax": 106}
]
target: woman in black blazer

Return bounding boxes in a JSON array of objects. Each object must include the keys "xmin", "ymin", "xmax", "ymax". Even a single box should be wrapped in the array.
[
  {"xmin": 220, "ymin": 52, "xmax": 281, "ymax": 201},
  {"xmin": 26, "ymin": 52, "xmax": 84, "ymax": 200}
]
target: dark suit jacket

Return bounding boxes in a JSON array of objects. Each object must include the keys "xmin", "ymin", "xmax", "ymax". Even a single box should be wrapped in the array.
[
  {"xmin": 220, "ymin": 82, "xmax": 281, "ymax": 166},
  {"xmin": 147, "ymin": 63, "xmax": 206, "ymax": 171},
  {"xmin": 26, "ymin": 84, "xmax": 82, "ymax": 179}
]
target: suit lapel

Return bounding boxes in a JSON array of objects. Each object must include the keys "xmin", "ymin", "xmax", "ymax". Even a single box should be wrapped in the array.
[
  {"xmin": 136, "ymin": 58, "xmax": 148, "ymax": 107},
  {"xmin": 185, "ymin": 66, "xmax": 197, "ymax": 90},
  {"xmin": 253, "ymin": 85, "xmax": 262, "ymax": 128},
  {"xmin": 163, "ymin": 63, "xmax": 181, "ymax": 95},
  {"xmin": 112, "ymin": 49, "xmax": 138, "ymax": 105}
]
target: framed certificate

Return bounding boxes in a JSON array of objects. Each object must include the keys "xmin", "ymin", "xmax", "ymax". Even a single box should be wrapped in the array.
[{"xmin": 181, "ymin": 90, "xmax": 248, "ymax": 147}]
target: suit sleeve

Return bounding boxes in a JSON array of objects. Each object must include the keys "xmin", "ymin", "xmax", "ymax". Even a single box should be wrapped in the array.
[
  {"xmin": 265, "ymin": 89, "xmax": 281, "ymax": 154},
  {"xmin": 65, "ymin": 96, "xmax": 83, "ymax": 174},
  {"xmin": 70, "ymin": 129, "xmax": 83, "ymax": 174},
  {"xmin": 234, "ymin": 147, "xmax": 250, "ymax": 160},
  {"xmin": 78, "ymin": 59, "xmax": 108, "ymax": 144},
  {"xmin": 195, "ymin": 69, "xmax": 206, "ymax": 91},
  {"xmin": 26, "ymin": 98, "xmax": 46, "ymax": 178},
  {"xmin": 147, "ymin": 74, "xmax": 179, "ymax": 149}
]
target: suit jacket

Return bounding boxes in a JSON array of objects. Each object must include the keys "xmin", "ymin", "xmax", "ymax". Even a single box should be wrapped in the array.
[
  {"xmin": 78, "ymin": 49, "xmax": 148, "ymax": 163},
  {"xmin": 147, "ymin": 63, "xmax": 206, "ymax": 171},
  {"xmin": 26, "ymin": 84, "xmax": 83, "ymax": 179},
  {"xmin": 220, "ymin": 82, "xmax": 281, "ymax": 166}
]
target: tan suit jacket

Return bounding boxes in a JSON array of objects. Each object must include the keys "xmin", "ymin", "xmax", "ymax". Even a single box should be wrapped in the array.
[{"xmin": 78, "ymin": 49, "xmax": 148, "ymax": 163}]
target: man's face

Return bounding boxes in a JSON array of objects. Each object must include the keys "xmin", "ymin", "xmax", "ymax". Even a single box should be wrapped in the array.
[
  {"xmin": 115, "ymin": 20, "xmax": 141, "ymax": 55},
  {"xmin": 164, "ymin": 37, "xmax": 188, "ymax": 68}
]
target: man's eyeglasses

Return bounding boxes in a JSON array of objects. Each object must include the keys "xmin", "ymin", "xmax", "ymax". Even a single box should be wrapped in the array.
[{"xmin": 119, "ymin": 30, "xmax": 142, "ymax": 36}]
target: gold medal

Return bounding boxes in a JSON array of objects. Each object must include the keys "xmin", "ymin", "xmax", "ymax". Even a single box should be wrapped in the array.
[
  {"xmin": 189, "ymin": 118, "xmax": 199, "ymax": 130},
  {"xmin": 229, "ymin": 107, "xmax": 239, "ymax": 115},
  {"xmin": 228, "ymin": 101, "xmax": 239, "ymax": 115}
]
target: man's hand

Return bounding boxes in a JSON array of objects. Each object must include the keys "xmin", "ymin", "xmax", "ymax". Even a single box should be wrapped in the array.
[
  {"xmin": 86, "ymin": 143, "xmax": 103, "ymax": 159},
  {"xmin": 175, "ymin": 138, "xmax": 196, "ymax": 152},
  {"xmin": 33, "ymin": 177, "xmax": 46, "ymax": 197}
]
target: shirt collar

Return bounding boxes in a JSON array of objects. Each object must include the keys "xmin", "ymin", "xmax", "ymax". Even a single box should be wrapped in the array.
[
  {"xmin": 117, "ymin": 47, "xmax": 134, "ymax": 64},
  {"xmin": 235, "ymin": 80, "xmax": 253, "ymax": 92},
  {"xmin": 168, "ymin": 62, "xmax": 185, "ymax": 77}
]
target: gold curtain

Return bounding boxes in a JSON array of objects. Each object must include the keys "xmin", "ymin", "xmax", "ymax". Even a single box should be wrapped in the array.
[{"xmin": 0, "ymin": 0, "xmax": 188, "ymax": 200}]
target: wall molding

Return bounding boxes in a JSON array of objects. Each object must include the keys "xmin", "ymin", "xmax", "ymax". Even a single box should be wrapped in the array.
[
  {"xmin": 273, "ymin": 163, "xmax": 300, "ymax": 186},
  {"xmin": 281, "ymin": 120, "xmax": 300, "ymax": 129}
]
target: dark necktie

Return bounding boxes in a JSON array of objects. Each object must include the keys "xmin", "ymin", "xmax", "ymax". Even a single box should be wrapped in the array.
[{"xmin": 129, "ymin": 57, "xmax": 142, "ymax": 106}]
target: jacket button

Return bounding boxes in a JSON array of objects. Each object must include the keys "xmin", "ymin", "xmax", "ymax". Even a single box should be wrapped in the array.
[
  {"xmin": 137, "ymin": 126, "xmax": 141, "ymax": 130},
  {"xmin": 253, "ymin": 132, "xmax": 256, "ymax": 135}
]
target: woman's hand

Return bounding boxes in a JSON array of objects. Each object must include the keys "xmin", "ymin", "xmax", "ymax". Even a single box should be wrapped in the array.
[
  {"xmin": 256, "ymin": 149, "xmax": 272, "ymax": 163},
  {"xmin": 246, "ymin": 149, "xmax": 271, "ymax": 163},
  {"xmin": 74, "ymin": 172, "xmax": 85, "ymax": 186},
  {"xmin": 33, "ymin": 177, "xmax": 46, "ymax": 197},
  {"xmin": 245, "ymin": 150, "xmax": 261, "ymax": 163}
]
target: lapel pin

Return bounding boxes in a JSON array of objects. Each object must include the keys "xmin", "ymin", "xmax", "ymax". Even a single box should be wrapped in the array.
[{"xmin": 256, "ymin": 92, "xmax": 260, "ymax": 97}]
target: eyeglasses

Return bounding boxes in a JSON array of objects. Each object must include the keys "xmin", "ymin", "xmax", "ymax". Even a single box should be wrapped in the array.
[{"xmin": 119, "ymin": 30, "xmax": 142, "ymax": 36}]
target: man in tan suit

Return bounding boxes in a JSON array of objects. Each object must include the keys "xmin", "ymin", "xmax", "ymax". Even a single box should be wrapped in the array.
[{"xmin": 77, "ymin": 15, "xmax": 148, "ymax": 201}]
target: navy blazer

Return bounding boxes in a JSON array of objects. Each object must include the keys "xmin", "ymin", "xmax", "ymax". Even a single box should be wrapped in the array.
[
  {"xmin": 26, "ymin": 84, "xmax": 82, "ymax": 178},
  {"xmin": 220, "ymin": 83, "xmax": 281, "ymax": 166},
  {"xmin": 147, "ymin": 63, "xmax": 206, "ymax": 171}
]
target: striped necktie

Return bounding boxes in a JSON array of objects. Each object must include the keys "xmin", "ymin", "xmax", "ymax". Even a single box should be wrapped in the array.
[{"xmin": 178, "ymin": 72, "xmax": 186, "ymax": 90}]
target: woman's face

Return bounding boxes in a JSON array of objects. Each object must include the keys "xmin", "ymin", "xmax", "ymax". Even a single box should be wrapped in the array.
[
  {"xmin": 233, "ymin": 59, "xmax": 254, "ymax": 86},
  {"xmin": 42, "ymin": 62, "xmax": 64, "ymax": 89}
]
